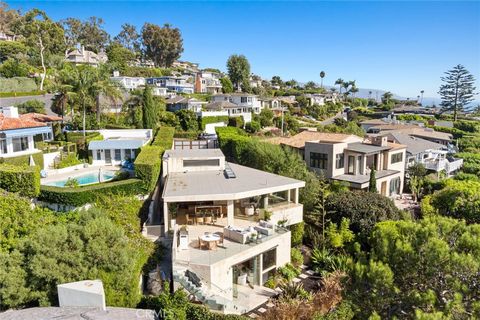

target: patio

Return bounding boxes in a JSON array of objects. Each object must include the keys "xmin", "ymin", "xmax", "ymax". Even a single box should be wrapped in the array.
[{"xmin": 174, "ymin": 217, "xmax": 289, "ymax": 266}]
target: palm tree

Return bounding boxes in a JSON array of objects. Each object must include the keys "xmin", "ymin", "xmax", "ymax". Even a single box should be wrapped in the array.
[
  {"xmin": 342, "ymin": 82, "xmax": 350, "ymax": 100},
  {"xmin": 92, "ymin": 76, "xmax": 122, "ymax": 122},
  {"xmin": 320, "ymin": 71, "xmax": 326, "ymax": 89},
  {"xmin": 420, "ymin": 90, "xmax": 425, "ymax": 105},
  {"xmin": 350, "ymin": 86, "xmax": 359, "ymax": 99},
  {"xmin": 70, "ymin": 66, "xmax": 96, "ymax": 137},
  {"xmin": 335, "ymin": 78, "xmax": 344, "ymax": 94}
]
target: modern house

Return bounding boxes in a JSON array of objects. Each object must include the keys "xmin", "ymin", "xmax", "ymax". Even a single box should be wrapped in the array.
[
  {"xmin": 0, "ymin": 106, "xmax": 55, "ymax": 162},
  {"xmin": 195, "ymin": 71, "xmax": 223, "ymax": 94},
  {"xmin": 166, "ymin": 96, "xmax": 206, "ymax": 113},
  {"xmin": 270, "ymin": 131, "xmax": 406, "ymax": 196},
  {"xmin": 110, "ymin": 75, "xmax": 145, "ymax": 90},
  {"xmin": 65, "ymin": 46, "xmax": 108, "ymax": 66},
  {"xmin": 88, "ymin": 129, "xmax": 152, "ymax": 165},
  {"xmin": 161, "ymin": 148, "xmax": 305, "ymax": 314},
  {"xmin": 302, "ymin": 93, "xmax": 338, "ymax": 106},
  {"xmin": 385, "ymin": 132, "xmax": 463, "ymax": 175},
  {"xmin": 146, "ymin": 76, "xmax": 194, "ymax": 94},
  {"xmin": 211, "ymin": 93, "xmax": 262, "ymax": 114}
]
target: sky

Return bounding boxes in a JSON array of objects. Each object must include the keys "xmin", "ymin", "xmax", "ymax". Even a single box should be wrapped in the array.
[{"xmin": 7, "ymin": 1, "xmax": 480, "ymax": 100}]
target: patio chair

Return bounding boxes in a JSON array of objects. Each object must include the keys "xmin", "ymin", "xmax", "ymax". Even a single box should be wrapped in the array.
[
  {"xmin": 197, "ymin": 237, "xmax": 205, "ymax": 250},
  {"xmin": 186, "ymin": 214, "xmax": 194, "ymax": 225},
  {"xmin": 204, "ymin": 214, "xmax": 212, "ymax": 225},
  {"xmin": 196, "ymin": 215, "xmax": 205, "ymax": 225}
]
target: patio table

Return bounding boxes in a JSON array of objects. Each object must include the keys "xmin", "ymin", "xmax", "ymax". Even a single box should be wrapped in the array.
[{"xmin": 200, "ymin": 234, "xmax": 221, "ymax": 250}]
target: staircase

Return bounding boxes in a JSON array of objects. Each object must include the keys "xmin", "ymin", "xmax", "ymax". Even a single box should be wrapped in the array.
[{"xmin": 172, "ymin": 266, "xmax": 249, "ymax": 315}]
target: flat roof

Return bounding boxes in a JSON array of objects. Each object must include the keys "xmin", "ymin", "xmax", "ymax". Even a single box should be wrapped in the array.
[
  {"xmin": 345, "ymin": 142, "xmax": 392, "ymax": 154},
  {"xmin": 0, "ymin": 307, "xmax": 156, "ymax": 320},
  {"xmin": 164, "ymin": 148, "xmax": 224, "ymax": 159},
  {"xmin": 333, "ymin": 170, "xmax": 399, "ymax": 185},
  {"xmin": 162, "ymin": 162, "xmax": 305, "ymax": 202},
  {"xmin": 88, "ymin": 139, "xmax": 147, "ymax": 150},
  {"xmin": 268, "ymin": 131, "xmax": 361, "ymax": 149}
]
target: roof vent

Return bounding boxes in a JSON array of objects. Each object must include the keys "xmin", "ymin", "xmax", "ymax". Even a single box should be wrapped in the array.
[{"xmin": 224, "ymin": 162, "xmax": 236, "ymax": 179}]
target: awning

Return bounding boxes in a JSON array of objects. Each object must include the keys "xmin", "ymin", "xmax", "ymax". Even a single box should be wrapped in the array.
[{"xmin": 1, "ymin": 126, "xmax": 52, "ymax": 138}]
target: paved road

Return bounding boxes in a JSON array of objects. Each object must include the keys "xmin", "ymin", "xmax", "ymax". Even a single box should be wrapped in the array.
[
  {"xmin": 319, "ymin": 112, "xmax": 346, "ymax": 125},
  {"xmin": 0, "ymin": 94, "xmax": 57, "ymax": 116}
]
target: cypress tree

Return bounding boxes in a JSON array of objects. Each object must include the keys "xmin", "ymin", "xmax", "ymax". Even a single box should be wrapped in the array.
[
  {"xmin": 369, "ymin": 168, "xmax": 378, "ymax": 193},
  {"xmin": 142, "ymin": 86, "xmax": 155, "ymax": 129}
]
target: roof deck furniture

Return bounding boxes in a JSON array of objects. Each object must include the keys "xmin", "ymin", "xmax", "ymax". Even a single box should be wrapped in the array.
[{"xmin": 201, "ymin": 233, "xmax": 221, "ymax": 250}]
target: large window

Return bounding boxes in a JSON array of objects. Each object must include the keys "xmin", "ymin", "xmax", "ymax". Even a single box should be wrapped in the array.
[
  {"xmin": 262, "ymin": 248, "xmax": 277, "ymax": 270},
  {"xmin": 96, "ymin": 150, "xmax": 101, "ymax": 160},
  {"xmin": 347, "ymin": 155, "xmax": 355, "ymax": 174},
  {"xmin": 0, "ymin": 138, "xmax": 7, "ymax": 154},
  {"xmin": 183, "ymin": 159, "xmax": 220, "ymax": 167},
  {"xmin": 389, "ymin": 177, "xmax": 401, "ymax": 195},
  {"xmin": 12, "ymin": 137, "xmax": 29, "ymax": 152},
  {"xmin": 114, "ymin": 149, "xmax": 121, "ymax": 161},
  {"xmin": 335, "ymin": 153, "xmax": 344, "ymax": 169},
  {"xmin": 391, "ymin": 152, "xmax": 403, "ymax": 164},
  {"xmin": 310, "ymin": 152, "xmax": 328, "ymax": 169},
  {"xmin": 241, "ymin": 97, "xmax": 248, "ymax": 103}
]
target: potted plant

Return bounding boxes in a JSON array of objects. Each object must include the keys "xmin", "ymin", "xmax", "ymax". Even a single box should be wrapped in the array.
[
  {"xmin": 263, "ymin": 210, "xmax": 272, "ymax": 221},
  {"xmin": 168, "ymin": 203, "xmax": 178, "ymax": 229}
]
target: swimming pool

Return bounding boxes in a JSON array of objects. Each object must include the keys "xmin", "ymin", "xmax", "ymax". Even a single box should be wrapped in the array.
[{"xmin": 44, "ymin": 170, "xmax": 116, "ymax": 187}]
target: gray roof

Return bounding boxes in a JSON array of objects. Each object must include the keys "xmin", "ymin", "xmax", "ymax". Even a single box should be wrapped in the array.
[
  {"xmin": 345, "ymin": 142, "xmax": 391, "ymax": 154},
  {"xmin": 0, "ymin": 307, "xmax": 156, "ymax": 320},
  {"xmin": 162, "ymin": 162, "xmax": 305, "ymax": 202},
  {"xmin": 88, "ymin": 139, "xmax": 148, "ymax": 150},
  {"xmin": 387, "ymin": 132, "xmax": 445, "ymax": 156},
  {"xmin": 204, "ymin": 101, "xmax": 237, "ymax": 110},
  {"xmin": 333, "ymin": 170, "xmax": 400, "ymax": 185}
]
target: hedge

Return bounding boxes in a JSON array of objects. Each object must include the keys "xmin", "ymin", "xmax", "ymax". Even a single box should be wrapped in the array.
[
  {"xmin": 0, "ymin": 151, "xmax": 44, "ymax": 168},
  {"xmin": 174, "ymin": 130, "xmax": 200, "ymax": 140},
  {"xmin": 0, "ymin": 77, "xmax": 38, "ymax": 93},
  {"xmin": 134, "ymin": 146, "xmax": 164, "ymax": 192},
  {"xmin": 0, "ymin": 164, "xmax": 40, "ymax": 197},
  {"xmin": 39, "ymin": 178, "xmax": 144, "ymax": 206},
  {"xmin": 200, "ymin": 116, "xmax": 229, "ymax": 130},
  {"xmin": 151, "ymin": 126, "xmax": 175, "ymax": 149},
  {"xmin": 216, "ymin": 126, "xmax": 250, "ymax": 161}
]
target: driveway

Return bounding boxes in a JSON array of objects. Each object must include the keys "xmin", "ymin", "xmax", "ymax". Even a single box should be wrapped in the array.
[{"xmin": 0, "ymin": 93, "xmax": 58, "ymax": 116}]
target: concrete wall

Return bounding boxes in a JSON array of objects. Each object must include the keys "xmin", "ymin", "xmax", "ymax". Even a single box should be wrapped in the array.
[
  {"xmin": 43, "ymin": 151, "xmax": 60, "ymax": 170},
  {"xmin": 205, "ymin": 122, "xmax": 226, "ymax": 134},
  {"xmin": 91, "ymin": 148, "xmax": 136, "ymax": 166},
  {"xmin": 163, "ymin": 154, "xmax": 225, "ymax": 174},
  {"xmin": 269, "ymin": 204, "xmax": 303, "ymax": 226}
]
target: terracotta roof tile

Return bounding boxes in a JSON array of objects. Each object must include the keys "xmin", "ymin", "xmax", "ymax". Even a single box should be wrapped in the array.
[{"xmin": 0, "ymin": 113, "xmax": 48, "ymax": 131}]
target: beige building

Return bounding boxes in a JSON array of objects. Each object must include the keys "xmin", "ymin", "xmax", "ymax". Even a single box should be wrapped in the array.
[
  {"xmin": 270, "ymin": 131, "xmax": 407, "ymax": 196},
  {"xmin": 65, "ymin": 46, "xmax": 108, "ymax": 66},
  {"xmin": 160, "ymin": 149, "xmax": 305, "ymax": 314}
]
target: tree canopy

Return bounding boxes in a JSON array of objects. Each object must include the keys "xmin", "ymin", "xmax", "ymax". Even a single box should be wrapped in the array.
[
  {"xmin": 226, "ymin": 54, "xmax": 250, "ymax": 91},
  {"xmin": 141, "ymin": 23, "xmax": 183, "ymax": 68}
]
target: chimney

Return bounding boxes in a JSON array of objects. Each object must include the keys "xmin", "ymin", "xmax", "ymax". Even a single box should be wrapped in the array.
[
  {"xmin": 3, "ymin": 106, "xmax": 19, "ymax": 118},
  {"xmin": 372, "ymin": 135, "xmax": 388, "ymax": 147}
]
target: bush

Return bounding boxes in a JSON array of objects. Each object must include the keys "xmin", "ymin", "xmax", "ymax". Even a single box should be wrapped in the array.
[
  {"xmin": 290, "ymin": 222, "xmax": 304, "ymax": 247},
  {"xmin": 200, "ymin": 116, "xmax": 229, "ymax": 130},
  {"xmin": 39, "ymin": 179, "xmax": 143, "ymax": 206},
  {"xmin": 0, "ymin": 77, "xmax": 38, "ymax": 93},
  {"xmin": 0, "ymin": 151, "xmax": 44, "ymax": 168},
  {"xmin": 174, "ymin": 131, "xmax": 200, "ymax": 140},
  {"xmin": 228, "ymin": 116, "xmax": 244, "ymax": 128},
  {"xmin": 245, "ymin": 120, "xmax": 261, "ymax": 133},
  {"xmin": 278, "ymin": 263, "xmax": 301, "ymax": 282},
  {"xmin": 151, "ymin": 126, "xmax": 175, "ymax": 149},
  {"xmin": 55, "ymin": 153, "xmax": 82, "ymax": 169},
  {"xmin": 0, "ymin": 164, "xmax": 40, "ymax": 197},
  {"xmin": 134, "ymin": 146, "xmax": 163, "ymax": 192},
  {"xmin": 0, "ymin": 58, "xmax": 32, "ymax": 78},
  {"xmin": 15, "ymin": 100, "xmax": 46, "ymax": 114},
  {"xmin": 291, "ymin": 247, "xmax": 304, "ymax": 267}
]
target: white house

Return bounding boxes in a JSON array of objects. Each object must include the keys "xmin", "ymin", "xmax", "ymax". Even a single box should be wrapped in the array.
[
  {"xmin": 0, "ymin": 106, "xmax": 56, "ymax": 162},
  {"xmin": 165, "ymin": 96, "xmax": 206, "ymax": 113},
  {"xmin": 160, "ymin": 148, "xmax": 305, "ymax": 314},
  {"xmin": 385, "ymin": 132, "xmax": 463, "ymax": 175},
  {"xmin": 88, "ymin": 129, "xmax": 152, "ymax": 165},
  {"xmin": 65, "ymin": 46, "xmax": 108, "ymax": 67},
  {"xmin": 110, "ymin": 75, "xmax": 145, "ymax": 90},
  {"xmin": 211, "ymin": 93, "xmax": 262, "ymax": 114},
  {"xmin": 147, "ymin": 76, "xmax": 194, "ymax": 94}
]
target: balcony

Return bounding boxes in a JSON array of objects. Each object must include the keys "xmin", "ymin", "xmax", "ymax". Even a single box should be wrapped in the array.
[{"xmin": 423, "ymin": 158, "xmax": 463, "ymax": 173}]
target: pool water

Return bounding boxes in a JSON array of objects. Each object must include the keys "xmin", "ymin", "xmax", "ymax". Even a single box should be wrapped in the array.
[{"xmin": 45, "ymin": 171, "xmax": 116, "ymax": 187}]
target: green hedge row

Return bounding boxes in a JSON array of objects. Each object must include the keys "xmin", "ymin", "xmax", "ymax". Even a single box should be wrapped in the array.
[
  {"xmin": 174, "ymin": 130, "xmax": 200, "ymax": 140},
  {"xmin": 0, "ymin": 164, "xmax": 40, "ymax": 197},
  {"xmin": 0, "ymin": 151, "xmax": 44, "ymax": 168},
  {"xmin": 134, "ymin": 146, "xmax": 164, "ymax": 192},
  {"xmin": 39, "ymin": 178, "xmax": 143, "ymax": 206},
  {"xmin": 200, "ymin": 116, "xmax": 229, "ymax": 130},
  {"xmin": 216, "ymin": 127, "xmax": 250, "ymax": 161},
  {"xmin": 151, "ymin": 126, "xmax": 175, "ymax": 149}
]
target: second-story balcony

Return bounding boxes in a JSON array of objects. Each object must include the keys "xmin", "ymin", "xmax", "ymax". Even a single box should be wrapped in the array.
[{"xmin": 423, "ymin": 157, "xmax": 463, "ymax": 174}]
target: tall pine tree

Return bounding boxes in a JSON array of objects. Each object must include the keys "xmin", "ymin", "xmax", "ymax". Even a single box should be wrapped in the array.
[
  {"xmin": 369, "ymin": 168, "xmax": 377, "ymax": 193},
  {"xmin": 438, "ymin": 64, "xmax": 476, "ymax": 121},
  {"xmin": 142, "ymin": 86, "xmax": 156, "ymax": 129}
]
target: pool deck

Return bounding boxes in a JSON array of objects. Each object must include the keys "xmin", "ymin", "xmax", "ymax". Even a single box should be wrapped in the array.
[{"xmin": 41, "ymin": 164, "xmax": 121, "ymax": 185}]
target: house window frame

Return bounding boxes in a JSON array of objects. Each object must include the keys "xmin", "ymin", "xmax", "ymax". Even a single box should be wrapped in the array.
[
  {"xmin": 114, "ymin": 149, "xmax": 121, "ymax": 161},
  {"xmin": 391, "ymin": 152, "xmax": 403, "ymax": 164},
  {"xmin": 12, "ymin": 136, "xmax": 29, "ymax": 152},
  {"xmin": 310, "ymin": 152, "xmax": 328, "ymax": 169},
  {"xmin": 335, "ymin": 153, "xmax": 344, "ymax": 169}
]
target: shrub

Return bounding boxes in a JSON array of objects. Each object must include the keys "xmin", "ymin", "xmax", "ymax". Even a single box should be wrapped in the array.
[
  {"xmin": 278, "ymin": 263, "xmax": 301, "ymax": 282},
  {"xmin": 228, "ymin": 116, "xmax": 244, "ymax": 128},
  {"xmin": 290, "ymin": 222, "xmax": 305, "ymax": 247},
  {"xmin": 200, "ymin": 116, "xmax": 229, "ymax": 130},
  {"xmin": 151, "ymin": 126, "xmax": 175, "ymax": 149},
  {"xmin": 134, "ymin": 146, "xmax": 163, "ymax": 192},
  {"xmin": 0, "ymin": 164, "xmax": 40, "ymax": 197},
  {"xmin": 291, "ymin": 247, "xmax": 304, "ymax": 267},
  {"xmin": 245, "ymin": 120, "xmax": 261, "ymax": 133},
  {"xmin": 0, "ymin": 151, "xmax": 44, "ymax": 168},
  {"xmin": 15, "ymin": 100, "xmax": 46, "ymax": 114},
  {"xmin": 39, "ymin": 179, "xmax": 143, "ymax": 206},
  {"xmin": 55, "ymin": 153, "xmax": 82, "ymax": 169}
]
